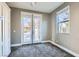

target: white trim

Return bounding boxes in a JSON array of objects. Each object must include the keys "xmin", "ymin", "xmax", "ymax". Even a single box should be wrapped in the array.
[
  {"xmin": 11, "ymin": 44, "xmax": 22, "ymax": 47},
  {"xmin": 56, "ymin": 5, "xmax": 70, "ymax": 14},
  {"xmin": 22, "ymin": 41, "xmax": 49, "ymax": 44},
  {"xmin": 37, "ymin": 41, "xmax": 49, "ymax": 43},
  {"xmin": 48, "ymin": 41, "xmax": 79, "ymax": 57},
  {"xmin": 56, "ymin": 5, "xmax": 70, "ymax": 34},
  {"xmin": 11, "ymin": 41, "xmax": 48, "ymax": 47},
  {"xmin": 21, "ymin": 11, "xmax": 32, "ymax": 16}
]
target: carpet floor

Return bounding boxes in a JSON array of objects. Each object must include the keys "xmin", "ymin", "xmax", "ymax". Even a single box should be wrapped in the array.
[{"xmin": 9, "ymin": 43, "xmax": 73, "ymax": 57}]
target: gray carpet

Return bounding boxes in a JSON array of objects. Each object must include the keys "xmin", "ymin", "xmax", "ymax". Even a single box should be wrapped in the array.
[{"xmin": 9, "ymin": 43, "xmax": 73, "ymax": 57}]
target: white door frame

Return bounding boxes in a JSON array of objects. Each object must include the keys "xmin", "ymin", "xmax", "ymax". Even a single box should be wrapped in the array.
[
  {"xmin": 33, "ymin": 13, "xmax": 42, "ymax": 43},
  {"xmin": 21, "ymin": 11, "xmax": 42, "ymax": 45},
  {"xmin": 21, "ymin": 11, "xmax": 32, "ymax": 45}
]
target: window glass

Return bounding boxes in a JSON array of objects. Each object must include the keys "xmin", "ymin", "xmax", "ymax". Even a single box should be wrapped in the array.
[{"xmin": 57, "ymin": 6, "xmax": 70, "ymax": 33}]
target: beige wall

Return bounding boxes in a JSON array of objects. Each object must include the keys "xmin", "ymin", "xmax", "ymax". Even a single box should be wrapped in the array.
[
  {"xmin": 11, "ymin": 8, "xmax": 21, "ymax": 44},
  {"xmin": 50, "ymin": 2, "xmax": 79, "ymax": 54},
  {"xmin": 11, "ymin": 7, "xmax": 51, "ymax": 44}
]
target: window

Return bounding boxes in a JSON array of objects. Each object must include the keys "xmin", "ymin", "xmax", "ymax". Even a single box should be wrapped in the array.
[{"xmin": 56, "ymin": 6, "xmax": 70, "ymax": 33}]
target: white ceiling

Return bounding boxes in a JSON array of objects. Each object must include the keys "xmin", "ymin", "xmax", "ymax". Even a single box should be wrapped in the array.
[{"xmin": 7, "ymin": 2, "xmax": 64, "ymax": 13}]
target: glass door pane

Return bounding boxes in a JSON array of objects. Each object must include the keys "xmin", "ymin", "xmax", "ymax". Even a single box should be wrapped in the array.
[
  {"xmin": 21, "ymin": 13, "xmax": 32, "ymax": 44},
  {"xmin": 33, "ymin": 14, "xmax": 41, "ymax": 43}
]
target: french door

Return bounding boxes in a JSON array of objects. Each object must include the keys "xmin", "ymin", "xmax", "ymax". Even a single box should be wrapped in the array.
[
  {"xmin": 21, "ymin": 12, "xmax": 32, "ymax": 44},
  {"xmin": 21, "ymin": 12, "xmax": 42, "ymax": 44},
  {"xmin": 33, "ymin": 14, "xmax": 41, "ymax": 43}
]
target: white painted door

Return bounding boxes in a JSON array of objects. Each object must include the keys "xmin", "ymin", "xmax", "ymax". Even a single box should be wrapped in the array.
[
  {"xmin": 0, "ymin": 3, "xmax": 11, "ymax": 57},
  {"xmin": 2, "ymin": 3, "xmax": 11, "ymax": 56}
]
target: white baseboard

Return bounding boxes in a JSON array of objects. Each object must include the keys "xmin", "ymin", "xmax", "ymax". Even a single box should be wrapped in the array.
[
  {"xmin": 48, "ymin": 40, "xmax": 79, "ymax": 57},
  {"xmin": 40, "ymin": 41, "xmax": 49, "ymax": 43},
  {"xmin": 11, "ymin": 43, "xmax": 22, "ymax": 47},
  {"xmin": 11, "ymin": 41, "xmax": 48, "ymax": 47}
]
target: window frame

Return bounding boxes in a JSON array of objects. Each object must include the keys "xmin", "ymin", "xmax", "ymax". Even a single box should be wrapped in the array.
[{"xmin": 56, "ymin": 5, "xmax": 70, "ymax": 34}]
